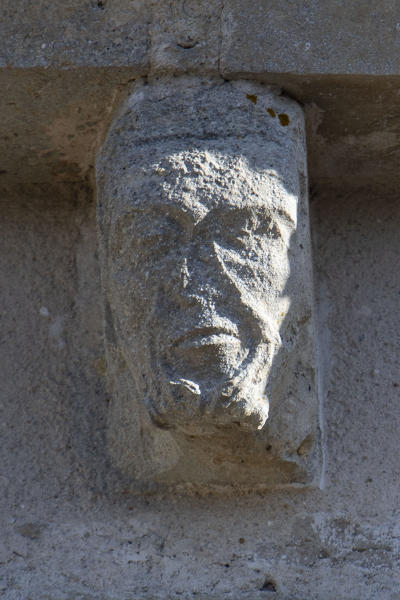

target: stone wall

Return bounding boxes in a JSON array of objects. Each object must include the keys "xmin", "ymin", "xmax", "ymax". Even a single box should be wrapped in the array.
[{"xmin": 2, "ymin": 3, "xmax": 400, "ymax": 599}]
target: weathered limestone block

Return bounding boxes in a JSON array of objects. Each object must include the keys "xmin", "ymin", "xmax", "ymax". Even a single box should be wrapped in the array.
[
  {"xmin": 149, "ymin": 0, "xmax": 222, "ymax": 76},
  {"xmin": 96, "ymin": 76, "xmax": 321, "ymax": 489},
  {"xmin": 220, "ymin": 0, "xmax": 400, "ymax": 77}
]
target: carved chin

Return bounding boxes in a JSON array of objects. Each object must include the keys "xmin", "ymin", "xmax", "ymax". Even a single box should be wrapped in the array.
[
  {"xmin": 165, "ymin": 376, "xmax": 269, "ymax": 435},
  {"xmin": 128, "ymin": 322, "xmax": 273, "ymax": 435},
  {"xmin": 144, "ymin": 347, "xmax": 270, "ymax": 435}
]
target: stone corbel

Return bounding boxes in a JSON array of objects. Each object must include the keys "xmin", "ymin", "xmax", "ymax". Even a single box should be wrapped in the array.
[{"xmin": 96, "ymin": 76, "xmax": 321, "ymax": 491}]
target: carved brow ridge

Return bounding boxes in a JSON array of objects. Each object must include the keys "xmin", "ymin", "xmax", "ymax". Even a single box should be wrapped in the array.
[{"xmin": 116, "ymin": 202, "xmax": 295, "ymax": 229}]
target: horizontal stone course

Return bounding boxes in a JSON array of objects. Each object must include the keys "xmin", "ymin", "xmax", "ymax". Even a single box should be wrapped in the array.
[{"xmin": 2, "ymin": 1, "xmax": 400, "ymax": 75}]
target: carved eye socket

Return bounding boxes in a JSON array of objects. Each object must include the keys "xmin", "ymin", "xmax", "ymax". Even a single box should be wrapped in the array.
[
  {"xmin": 135, "ymin": 219, "xmax": 181, "ymax": 256},
  {"xmin": 219, "ymin": 227, "xmax": 251, "ymax": 252},
  {"xmin": 139, "ymin": 223, "xmax": 176, "ymax": 245},
  {"xmin": 255, "ymin": 219, "xmax": 280, "ymax": 239},
  {"xmin": 211, "ymin": 210, "xmax": 277, "ymax": 251},
  {"xmin": 111, "ymin": 213, "xmax": 183, "ymax": 265}
]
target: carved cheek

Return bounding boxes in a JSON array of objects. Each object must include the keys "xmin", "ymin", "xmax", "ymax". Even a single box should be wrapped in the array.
[{"xmin": 211, "ymin": 241, "xmax": 261, "ymax": 293}]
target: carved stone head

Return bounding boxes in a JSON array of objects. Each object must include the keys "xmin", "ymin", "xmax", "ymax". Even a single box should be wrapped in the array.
[{"xmin": 97, "ymin": 78, "xmax": 317, "ymax": 477}]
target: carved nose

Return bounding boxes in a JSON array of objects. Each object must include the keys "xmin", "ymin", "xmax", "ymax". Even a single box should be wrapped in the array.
[
  {"xmin": 173, "ymin": 256, "xmax": 200, "ymax": 307},
  {"xmin": 173, "ymin": 243, "xmax": 223, "ymax": 306}
]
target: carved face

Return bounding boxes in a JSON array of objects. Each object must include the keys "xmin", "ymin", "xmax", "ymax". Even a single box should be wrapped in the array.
[{"xmin": 102, "ymin": 150, "xmax": 294, "ymax": 434}]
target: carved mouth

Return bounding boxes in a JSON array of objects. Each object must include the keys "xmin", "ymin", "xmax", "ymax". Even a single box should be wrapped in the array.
[{"xmin": 171, "ymin": 326, "xmax": 239, "ymax": 350}]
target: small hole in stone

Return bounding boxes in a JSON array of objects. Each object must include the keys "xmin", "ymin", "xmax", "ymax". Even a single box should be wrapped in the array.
[
  {"xmin": 177, "ymin": 39, "xmax": 197, "ymax": 49},
  {"xmin": 265, "ymin": 444, "xmax": 272, "ymax": 453},
  {"xmin": 261, "ymin": 578, "xmax": 277, "ymax": 592},
  {"xmin": 296, "ymin": 433, "xmax": 314, "ymax": 456}
]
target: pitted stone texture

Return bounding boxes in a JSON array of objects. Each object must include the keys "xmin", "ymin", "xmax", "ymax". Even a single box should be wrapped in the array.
[
  {"xmin": 96, "ymin": 77, "xmax": 320, "ymax": 488},
  {"xmin": 149, "ymin": 0, "xmax": 222, "ymax": 75},
  {"xmin": 3, "ymin": 1, "xmax": 400, "ymax": 75},
  {"xmin": 0, "ymin": 0, "xmax": 220, "ymax": 75},
  {"xmin": 221, "ymin": 0, "xmax": 400, "ymax": 77},
  {"xmin": 0, "ymin": 0, "xmax": 150, "ymax": 69}
]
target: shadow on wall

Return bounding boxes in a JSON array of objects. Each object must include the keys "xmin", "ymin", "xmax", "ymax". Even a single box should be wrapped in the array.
[{"xmin": 0, "ymin": 183, "xmax": 112, "ymax": 506}]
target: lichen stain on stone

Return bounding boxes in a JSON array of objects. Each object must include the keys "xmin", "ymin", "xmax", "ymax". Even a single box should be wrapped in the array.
[
  {"xmin": 278, "ymin": 113, "xmax": 290, "ymax": 126},
  {"xmin": 93, "ymin": 356, "xmax": 107, "ymax": 377},
  {"xmin": 267, "ymin": 107, "xmax": 276, "ymax": 118},
  {"xmin": 17, "ymin": 523, "xmax": 42, "ymax": 539},
  {"xmin": 246, "ymin": 93, "xmax": 258, "ymax": 104}
]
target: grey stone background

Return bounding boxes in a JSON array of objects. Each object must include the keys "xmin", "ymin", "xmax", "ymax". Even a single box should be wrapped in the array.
[{"xmin": 1, "ymin": 2, "xmax": 400, "ymax": 598}]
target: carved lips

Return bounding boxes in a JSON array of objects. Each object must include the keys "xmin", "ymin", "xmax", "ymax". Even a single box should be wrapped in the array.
[{"xmin": 171, "ymin": 325, "xmax": 240, "ymax": 350}]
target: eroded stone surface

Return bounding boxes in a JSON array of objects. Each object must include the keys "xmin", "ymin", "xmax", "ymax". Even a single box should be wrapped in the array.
[
  {"xmin": 149, "ymin": 0, "xmax": 222, "ymax": 75},
  {"xmin": 96, "ymin": 76, "xmax": 320, "ymax": 487},
  {"xmin": 0, "ymin": 0, "xmax": 150, "ymax": 69},
  {"xmin": 220, "ymin": 0, "xmax": 400, "ymax": 77},
  {"xmin": 3, "ymin": 0, "xmax": 400, "ymax": 76}
]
